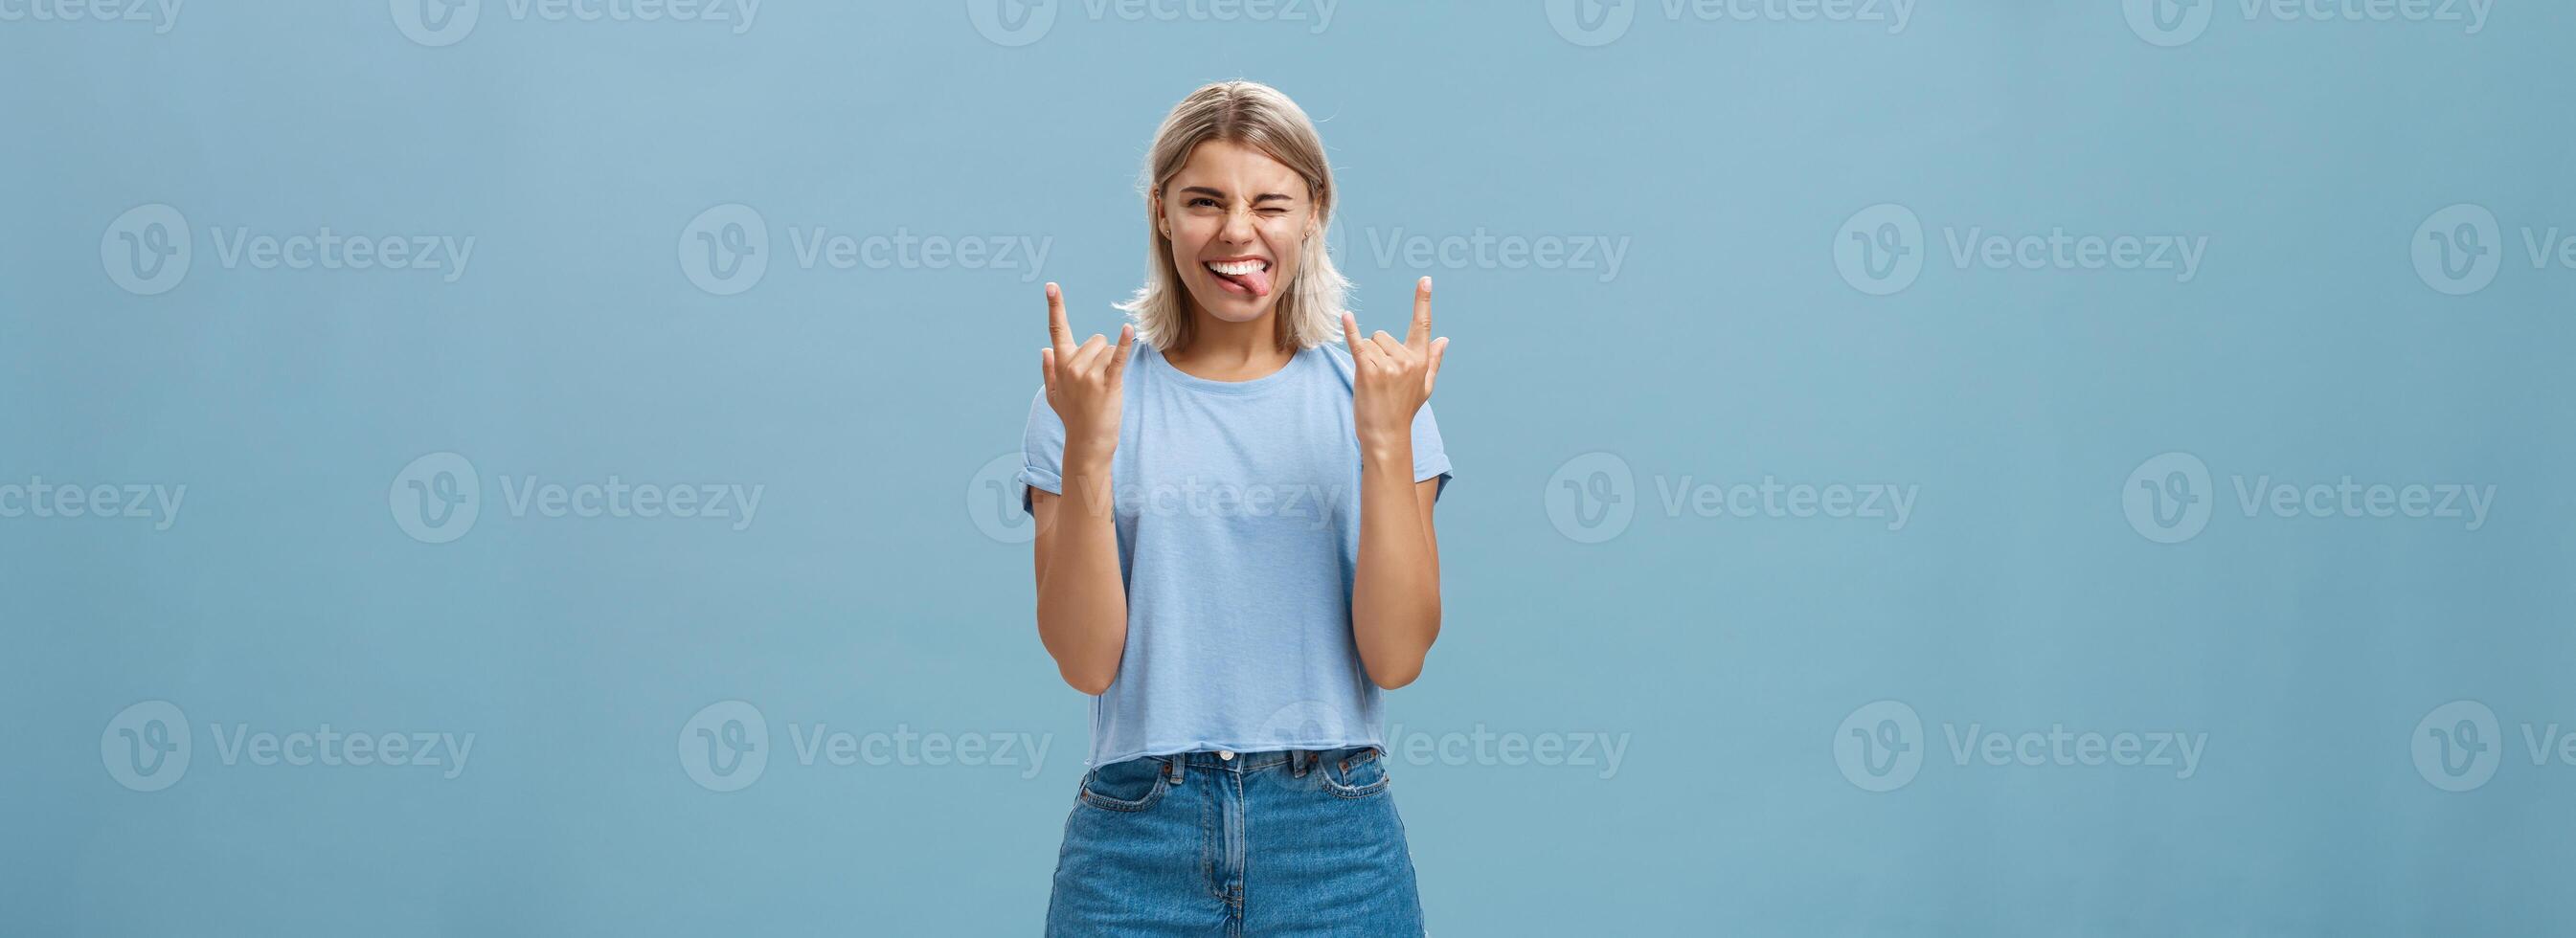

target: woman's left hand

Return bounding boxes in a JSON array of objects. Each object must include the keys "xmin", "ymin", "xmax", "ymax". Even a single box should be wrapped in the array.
[{"xmin": 1344, "ymin": 276, "xmax": 1450, "ymax": 451}]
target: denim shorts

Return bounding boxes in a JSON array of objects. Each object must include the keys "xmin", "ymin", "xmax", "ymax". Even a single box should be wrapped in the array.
[{"xmin": 1046, "ymin": 745, "xmax": 1426, "ymax": 936}]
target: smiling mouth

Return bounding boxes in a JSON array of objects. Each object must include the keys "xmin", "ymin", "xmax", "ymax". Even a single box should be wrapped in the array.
[{"xmin": 1203, "ymin": 257, "xmax": 1274, "ymax": 298}]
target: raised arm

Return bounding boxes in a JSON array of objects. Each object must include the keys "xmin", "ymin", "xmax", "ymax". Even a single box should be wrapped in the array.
[
  {"xmin": 1344, "ymin": 277, "xmax": 1451, "ymax": 690},
  {"xmin": 1030, "ymin": 282, "xmax": 1133, "ymax": 696}
]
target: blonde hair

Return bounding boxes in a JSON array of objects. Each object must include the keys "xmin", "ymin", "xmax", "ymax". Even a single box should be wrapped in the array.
[{"xmin": 1117, "ymin": 80, "xmax": 1349, "ymax": 352}]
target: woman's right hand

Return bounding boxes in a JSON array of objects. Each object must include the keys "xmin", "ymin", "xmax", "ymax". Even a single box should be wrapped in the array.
[{"xmin": 1040, "ymin": 282, "xmax": 1132, "ymax": 458}]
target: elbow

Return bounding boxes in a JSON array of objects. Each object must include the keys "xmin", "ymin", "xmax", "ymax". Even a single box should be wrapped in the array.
[
  {"xmin": 1364, "ymin": 607, "xmax": 1439, "ymax": 691},
  {"xmin": 1368, "ymin": 650, "xmax": 1428, "ymax": 690},
  {"xmin": 1060, "ymin": 665, "xmax": 1114, "ymax": 697}
]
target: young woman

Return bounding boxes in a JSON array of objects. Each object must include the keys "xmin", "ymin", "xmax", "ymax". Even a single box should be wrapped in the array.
[{"xmin": 1019, "ymin": 80, "xmax": 1452, "ymax": 935}]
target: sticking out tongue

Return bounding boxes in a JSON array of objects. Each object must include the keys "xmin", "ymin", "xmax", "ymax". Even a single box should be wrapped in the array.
[
  {"xmin": 1213, "ymin": 263, "xmax": 1274, "ymax": 297},
  {"xmin": 1234, "ymin": 265, "xmax": 1273, "ymax": 297}
]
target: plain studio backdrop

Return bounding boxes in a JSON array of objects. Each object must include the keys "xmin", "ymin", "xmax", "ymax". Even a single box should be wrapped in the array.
[{"xmin": 5, "ymin": 2, "xmax": 2572, "ymax": 934}]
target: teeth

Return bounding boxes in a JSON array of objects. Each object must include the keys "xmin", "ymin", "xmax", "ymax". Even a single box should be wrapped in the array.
[{"xmin": 1206, "ymin": 259, "xmax": 1269, "ymax": 276}]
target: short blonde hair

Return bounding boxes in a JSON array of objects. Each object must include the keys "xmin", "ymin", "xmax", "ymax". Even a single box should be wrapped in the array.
[{"xmin": 1117, "ymin": 80, "xmax": 1349, "ymax": 352}]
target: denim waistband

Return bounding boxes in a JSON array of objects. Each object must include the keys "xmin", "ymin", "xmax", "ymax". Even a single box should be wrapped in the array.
[{"xmin": 1145, "ymin": 745, "xmax": 1383, "ymax": 779}]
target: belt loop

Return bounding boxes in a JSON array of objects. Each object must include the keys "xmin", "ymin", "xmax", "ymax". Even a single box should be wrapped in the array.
[{"xmin": 1164, "ymin": 756, "xmax": 1183, "ymax": 786}]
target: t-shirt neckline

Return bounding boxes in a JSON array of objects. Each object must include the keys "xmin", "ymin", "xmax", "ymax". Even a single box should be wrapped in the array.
[{"xmin": 1144, "ymin": 341, "xmax": 1311, "ymax": 397}]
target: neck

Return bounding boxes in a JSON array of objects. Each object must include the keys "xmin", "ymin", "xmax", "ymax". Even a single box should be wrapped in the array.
[{"xmin": 1167, "ymin": 303, "xmax": 1293, "ymax": 376}]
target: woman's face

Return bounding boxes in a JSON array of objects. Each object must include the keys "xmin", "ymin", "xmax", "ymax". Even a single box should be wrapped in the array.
[{"xmin": 1157, "ymin": 140, "xmax": 1315, "ymax": 327}]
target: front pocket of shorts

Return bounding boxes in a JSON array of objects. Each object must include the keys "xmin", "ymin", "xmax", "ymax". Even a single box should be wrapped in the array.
[
  {"xmin": 1321, "ymin": 747, "xmax": 1391, "ymax": 799},
  {"xmin": 1076, "ymin": 757, "xmax": 1168, "ymax": 812}
]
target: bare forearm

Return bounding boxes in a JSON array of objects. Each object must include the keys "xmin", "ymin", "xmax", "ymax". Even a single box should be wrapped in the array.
[
  {"xmin": 1035, "ymin": 445, "xmax": 1128, "ymax": 695},
  {"xmin": 1351, "ymin": 437, "xmax": 1440, "ymax": 689}
]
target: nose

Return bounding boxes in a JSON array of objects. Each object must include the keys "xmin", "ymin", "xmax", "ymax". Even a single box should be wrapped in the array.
[{"xmin": 1217, "ymin": 205, "xmax": 1256, "ymax": 245}]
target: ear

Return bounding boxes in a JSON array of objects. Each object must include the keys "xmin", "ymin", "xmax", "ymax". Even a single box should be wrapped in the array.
[{"xmin": 1150, "ymin": 192, "xmax": 1169, "ymax": 238}]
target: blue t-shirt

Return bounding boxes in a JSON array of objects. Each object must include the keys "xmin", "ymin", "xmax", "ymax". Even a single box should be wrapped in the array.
[{"xmin": 1018, "ymin": 338, "xmax": 1453, "ymax": 769}]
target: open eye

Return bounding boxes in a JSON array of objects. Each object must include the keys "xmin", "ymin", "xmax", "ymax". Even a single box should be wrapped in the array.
[{"xmin": 1186, "ymin": 196, "xmax": 1221, "ymax": 209}]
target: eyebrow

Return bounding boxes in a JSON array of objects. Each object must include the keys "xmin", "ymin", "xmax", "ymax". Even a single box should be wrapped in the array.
[{"xmin": 1178, "ymin": 186, "xmax": 1298, "ymax": 205}]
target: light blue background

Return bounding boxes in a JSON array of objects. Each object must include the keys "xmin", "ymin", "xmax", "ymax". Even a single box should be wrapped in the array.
[{"xmin": 6, "ymin": 2, "xmax": 2572, "ymax": 934}]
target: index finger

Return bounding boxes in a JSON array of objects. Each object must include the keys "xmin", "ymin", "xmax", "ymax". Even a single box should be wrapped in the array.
[
  {"xmin": 1405, "ymin": 276, "xmax": 1434, "ymax": 348},
  {"xmin": 1045, "ymin": 282, "xmax": 1073, "ymax": 355}
]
